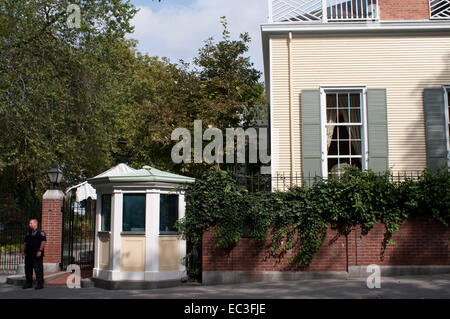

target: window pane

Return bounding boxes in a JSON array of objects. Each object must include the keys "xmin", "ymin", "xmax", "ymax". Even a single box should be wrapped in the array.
[
  {"xmin": 339, "ymin": 141, "xmax": 350, "ymax": 155},
  {"xmin": 328, "ymin": 140, "xmax": 338, "ymax": 155},
  {"xmin": 351, "ymin": 157, "xmax": 362, "ymax": 169},
  {"xmin": 327, "ymin": 108, "xmax": 337, "ymax": 123},
  {"xmin": 340, "ymin": 158, "xmax": 351, "ymax": 167},
  {"xmin": 350, "ymin": 93, "xmax": 360, "ymax": 107},
  {"xmin": 350, "ymin": 108, "xmax": 361, "ymax": 123},
  {"xmin": 160, "ymin": 194, "xmax": 179, "ymax": 233},
  {"xmin": 328, "ymin": 158, "xmax": 339, "ymax": 175},
  {"xmin": 326, "ymin": 94, "xmax": 337, "ymax": 108},
  {"xmin": 338, "ymin": 93, "xmax": 349, "ymax": 108},
  {"xmin": 351, "ymin": 142, "xmax": 362, "ymax": 156},
  {"xmin": 349, "ymin": 126, "xmax": 361, "ymax": 140},
  {"xmin": 123, "ymin": 194, "xmax": 146, "ymax": 232},
  {"xmin": 337, "ymin": 126, "xmax": 350, "ymax": 140},
  {"xmin": 101, "ymin": 195, "xmax": 111, "ymax": 232},
  {"xmin": 337, "ymin": 108, "xmax": 348, "ymax": 123}
]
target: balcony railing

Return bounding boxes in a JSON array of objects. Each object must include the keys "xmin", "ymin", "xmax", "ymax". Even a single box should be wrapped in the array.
[
  {"xmin": 268, "ymin": 0, "xmax": 379, "ymax": 23},
  {"xmin": 430, "ymin": 0, "xmax": 450, "ymax": 19}
]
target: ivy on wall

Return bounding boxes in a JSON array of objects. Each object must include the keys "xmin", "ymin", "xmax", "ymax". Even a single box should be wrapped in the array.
[{"xmin": 177, "ymin": 167, "xmax": 450, "ymax": 279}]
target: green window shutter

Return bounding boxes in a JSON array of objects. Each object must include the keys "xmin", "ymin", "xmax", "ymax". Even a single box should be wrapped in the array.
[
  {"xmin": 301, "ymin": 89, "xmax": 322, "ymax": 183},
  {"xmin": 367, "ymin": 89, "xmax": 389, "ymax": 173},
  {"xmin": 424, "ymin": 88, "xmax": 447, "ymax": 172}
]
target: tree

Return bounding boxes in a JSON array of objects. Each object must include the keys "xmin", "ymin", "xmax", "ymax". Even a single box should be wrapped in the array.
[
  {"xmin": 0, "ymin": 2, "xmax": 266, "ymax": 222},
  {"xmin": 193, "ymin": 17, "xmax": 264, "ymax": 130},
  {"xmin": 0, "ymin": 0, "xmax": 139, "ymax": 219},
  {"xmin": 118, "ymin": 17, "xmax": 266, "ymax": 178}
]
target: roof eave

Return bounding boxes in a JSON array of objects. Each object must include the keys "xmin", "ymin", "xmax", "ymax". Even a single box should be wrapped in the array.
[
  {"xmin": 88, "ymin": 176, "xmax": 195, "ymax": 185},
  {"xmin": 261, "ymin": 21, "xmax": 450, "ymax": 34}
]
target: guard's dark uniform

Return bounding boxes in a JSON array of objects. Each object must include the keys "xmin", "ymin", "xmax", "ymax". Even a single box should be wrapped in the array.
[{"xmin": 24, "ymin": 228, "xmax": 46, "ymax": 288}]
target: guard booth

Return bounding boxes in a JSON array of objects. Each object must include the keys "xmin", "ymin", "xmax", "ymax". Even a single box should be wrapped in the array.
[{"xmin": 88, "ymin": 164, "xmax": 194, "ymax": 289}]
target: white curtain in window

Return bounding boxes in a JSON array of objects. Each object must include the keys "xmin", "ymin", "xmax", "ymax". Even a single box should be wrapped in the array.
[{"xmin": 327, "ymin": 125, "xmax": 335, "ymax": 150}]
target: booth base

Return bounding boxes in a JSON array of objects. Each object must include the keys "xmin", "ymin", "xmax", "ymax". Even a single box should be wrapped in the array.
[{"xmin": 91, "ymin": 277, "xmax": 185, "ymax": 290}]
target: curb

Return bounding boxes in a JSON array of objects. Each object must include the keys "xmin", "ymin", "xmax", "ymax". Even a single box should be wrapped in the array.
[{"xmin": 6, "ymin": 271, "xmax": 67, "ymax": 287}]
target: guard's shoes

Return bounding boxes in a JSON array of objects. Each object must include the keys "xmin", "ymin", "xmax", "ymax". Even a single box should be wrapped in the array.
[
  {"xmin": 22, "ymin": 283, "xmax": 32, "ymax": 289},
  {"xmin": 35, "ymin": 285, "xmax": 44, "ymax": 290}
]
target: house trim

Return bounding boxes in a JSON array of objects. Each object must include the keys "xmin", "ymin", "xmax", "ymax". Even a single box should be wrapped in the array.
[
  {"xmin": 261, "ymin": 21, "xmax": 450, "ymax": 33},
  {"xmin": 443, "ymin": 85, "xmax": 450, "ymax": 166}
]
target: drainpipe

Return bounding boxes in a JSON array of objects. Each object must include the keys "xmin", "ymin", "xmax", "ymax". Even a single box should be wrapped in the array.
[
  {"xmin": 345, "ymin": 234, "xmax": 349, "ymax": 273},
  {"xmin": 288, "ymin": 32, "xmax": 294, "ymax": 183}
]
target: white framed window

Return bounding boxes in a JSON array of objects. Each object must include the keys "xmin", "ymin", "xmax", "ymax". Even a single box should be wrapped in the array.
[
  {"xmin": 320, "ymin": 86, "xmax": 368, "ymax": 178},
  {"xmin": 444, "ymin": 86, "xmax": 450, "ymax": 166}
]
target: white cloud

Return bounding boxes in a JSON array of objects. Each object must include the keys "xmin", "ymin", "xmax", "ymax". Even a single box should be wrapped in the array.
[{"xmin": 128, "ymin": 0, "xmax": 267, "ymax": 76}]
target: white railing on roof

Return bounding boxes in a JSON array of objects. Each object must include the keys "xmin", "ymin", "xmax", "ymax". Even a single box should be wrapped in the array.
[
  {"xmin": 429, "ymin": 0, "xmax": 450, "ymax": 19},
  {"xmin": 268, "ymin": 0, "xmax": 379, "ymax": 23}
]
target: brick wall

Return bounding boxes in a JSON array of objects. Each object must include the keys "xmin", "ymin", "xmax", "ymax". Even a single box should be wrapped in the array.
[
  {"xmin": 202, "ymin": 221, "xmax": 450, "ymax": 273},
  {"xmin": 41, "ymin": 198, "xmax": 63, "ymax": 264},
  {"xmin": 379, "ymin": 0, "xmax": 430, "ymax": 21}
]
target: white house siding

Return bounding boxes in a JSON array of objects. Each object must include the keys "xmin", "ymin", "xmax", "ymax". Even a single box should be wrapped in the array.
[{"xmin": 270, "ymin": 34, "xmax": 450, "ymax": 177}]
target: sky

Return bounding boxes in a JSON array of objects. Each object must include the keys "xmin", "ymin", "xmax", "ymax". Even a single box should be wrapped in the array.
[{"xmin": 128, "ymin": 0, "xmax": 268, "ymax": 75}]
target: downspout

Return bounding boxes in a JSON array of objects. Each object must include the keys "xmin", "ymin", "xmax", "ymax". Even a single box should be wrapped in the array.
[
  {"xmin": 288, "ymin": 32, "xmax": 294, "ymax": 183},
  {"xmin": 345, "ymin": 234, "xmax": 349, "ymax": 273}
]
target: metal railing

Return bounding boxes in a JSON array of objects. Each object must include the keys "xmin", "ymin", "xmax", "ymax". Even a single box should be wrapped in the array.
[
  {"xmin": 430, "ymin": 0, "xmax": 450, "ymax": 19},
  {"xmin": 269, "ymin": 0, "xmax": 379, "ymax": 23},
  {"xmin": 233, "ymin": 171, "xmax": 424, "ymax": 192},
  {"xmin": 61, "ymin": 196, "xmax": 96, "ymax": 278},
  {"xmin": 0, "ymin": 224, "xmax": 26, "ymax": 274}
]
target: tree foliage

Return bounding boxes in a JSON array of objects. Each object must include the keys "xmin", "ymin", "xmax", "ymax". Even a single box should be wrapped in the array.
[
  {"xmin": 0, "ymin": 0, "xmax": 139, "ymax": 220},
  {"xmin": 0, "ymin": 1, "xmax": 264, "ymax": 221},
  {"xmin": 113, "ymin": 17, "xmax": 265, "ymax": 178}
]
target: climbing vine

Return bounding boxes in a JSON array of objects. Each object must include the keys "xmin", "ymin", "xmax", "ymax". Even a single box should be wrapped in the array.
[{"xmin": 177, "ymin": 167, "xmax": 450, "ymax": 279}]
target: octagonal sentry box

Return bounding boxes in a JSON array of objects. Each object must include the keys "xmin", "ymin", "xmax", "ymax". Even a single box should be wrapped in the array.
[{"xmin": 88, "ymin": 163, "xmax": 195, "ymax": 289}]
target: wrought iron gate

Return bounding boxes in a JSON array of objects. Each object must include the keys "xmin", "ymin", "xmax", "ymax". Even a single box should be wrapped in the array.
[
  {"xmin": 0, "ymin": 224, "xmax": 27, "ymax": 273},
  {"xmin": 61, "ymin": 194, "xmax": 96, "ymax": 278},
  {"xmin": 0, "ymin": 200, "xmax": 40, "ymax": 274}
]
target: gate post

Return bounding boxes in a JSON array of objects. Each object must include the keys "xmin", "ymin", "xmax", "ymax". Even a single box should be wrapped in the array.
[{"xmin": 41, "ymin": 189, "xmax": 64, "ymax": 272}]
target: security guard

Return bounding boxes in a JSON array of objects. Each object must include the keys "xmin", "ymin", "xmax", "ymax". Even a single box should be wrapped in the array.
[{"xmin": 21, "ymin": 219, "xmax": 46, "ymax": 289}]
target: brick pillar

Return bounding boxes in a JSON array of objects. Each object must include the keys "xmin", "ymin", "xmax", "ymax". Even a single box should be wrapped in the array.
[{"xmin": 41, "ymin": 190, "xmax": 64, "ymax": 272}]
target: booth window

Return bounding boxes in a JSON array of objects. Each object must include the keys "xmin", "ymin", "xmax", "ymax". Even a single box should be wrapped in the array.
[
  {"xmin": 123, "ymin": 194, "xmax": 146, "ymax": 232},
  {"xmin": 101, "ymin": 194, "xmax": 111, "ymax": 232},
  {"xmin": 160, "ymin": 194, "xmax": 179, "ymax": 234}
]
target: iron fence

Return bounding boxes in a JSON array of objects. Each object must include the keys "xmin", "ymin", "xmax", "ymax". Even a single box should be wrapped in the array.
[
  {"xmin": 232, "ymin": 171, "xmax": 425, "ymax": 192},
  {"xmin": 0, "ymin": 224, "xmax": 27, "ymax": 274},
  {"xmin": 61, "ymin": 196, "xmax": 96, "ymax": 278}
]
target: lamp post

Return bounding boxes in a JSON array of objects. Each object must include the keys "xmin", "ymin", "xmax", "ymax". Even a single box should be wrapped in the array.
[
  {"xmin": 42, "ymin": 166, "xmax": 65, "ymax": 272},
  {"xmin": 47, "ymin": 167, "xmax": 63, "ymax": 189}
]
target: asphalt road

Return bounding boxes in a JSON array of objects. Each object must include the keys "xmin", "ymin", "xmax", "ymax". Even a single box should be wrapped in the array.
[{"xmin": 0, "ymin": 274, "xmax": 449, "ymax": 299}]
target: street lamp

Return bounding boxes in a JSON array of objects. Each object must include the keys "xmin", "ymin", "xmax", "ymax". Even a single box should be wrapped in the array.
[{"xmin": 47, "ymin": 166, "xmax": 63, "ymax": 189}]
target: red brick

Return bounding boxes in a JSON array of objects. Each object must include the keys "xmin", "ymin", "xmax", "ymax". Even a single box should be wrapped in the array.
[{"xmin": 203, "ymin": 221, "xmax": 450, "ymax": 272}]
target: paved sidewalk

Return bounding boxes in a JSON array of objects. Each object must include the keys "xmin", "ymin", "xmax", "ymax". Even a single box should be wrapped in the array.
[{"xmin": 0, "ymin": 274, "xmax": 448, "ymax": 299}]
